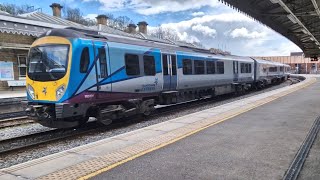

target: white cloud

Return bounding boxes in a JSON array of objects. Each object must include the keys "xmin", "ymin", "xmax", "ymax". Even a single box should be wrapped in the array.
[
  {"xmin": 161, "ymin": 13, "xmax": 252, "ymax": 32},
  {"xmin": 192, "ymin": 11, "xmax": 205, "ymax": 16},
  {"xmin": 84, "ymin": 0, "xmax": 220, "ymax": 15},
  {"xmin": 177, "ymin": 31, "xmax": 200, "ymax": 43},
  {"xmin": 191, "ymin": 24, "xmax": 217, "ymax": 37},
  {"xmin": 230, "ymin": 27, "xmax": 266, "ymax": 39},
  {"xmin": 83, "ymin": 13, "xmax": 98, "ymax": 20}
]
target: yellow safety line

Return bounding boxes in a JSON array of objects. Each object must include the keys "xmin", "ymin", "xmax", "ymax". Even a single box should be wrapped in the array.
[{"xmin": 79, "ymin": 78, "xmax": 316, "ymax": 180}]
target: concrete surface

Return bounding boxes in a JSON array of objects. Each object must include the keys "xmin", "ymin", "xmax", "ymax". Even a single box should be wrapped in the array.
[
  {"xmin": 92, "ymin": 79, "xmax": 320, "ymax": 180},
  {"xmin": 0, "ymin": 90, "xmax": 26, "ymax": 99},
  {"xmin": 298, "ymin": 131, "xmax": 320, "ymax": 180}
]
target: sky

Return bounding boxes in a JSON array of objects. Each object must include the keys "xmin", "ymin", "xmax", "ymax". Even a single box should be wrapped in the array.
[{"xmin": 1, "ymin": 0, "xmax": 302, "ymax": 56}]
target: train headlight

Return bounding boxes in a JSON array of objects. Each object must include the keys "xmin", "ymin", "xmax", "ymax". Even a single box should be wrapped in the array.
[
  {"xmin": 56, "ymin": 85, "xmax": 65, "ymax": 100},
  {"xmin": 27, "ymin": 85, "xmax": 35, "ymax": 99}
]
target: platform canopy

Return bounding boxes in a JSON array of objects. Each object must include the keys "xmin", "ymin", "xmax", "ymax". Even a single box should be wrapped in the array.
[{"xmin": 222, "ymin": 0, "xmax": 320, "ymax": 58}]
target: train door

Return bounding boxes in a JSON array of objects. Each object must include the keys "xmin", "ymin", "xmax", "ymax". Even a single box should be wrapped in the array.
[
  {"xmin": 233, "ymin": 61, "xmax": 239, "ymax": 82},
  {"xmin": 162, "ymin": 54, "xmax": 177, "ymax": 91},
  {"xmin": 93, "ymin": 42, "xmax": 111, "ymax": 97}
]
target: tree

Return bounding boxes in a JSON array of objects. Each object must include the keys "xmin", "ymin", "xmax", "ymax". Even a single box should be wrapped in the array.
[
  {"xmin": 0, "ymin": 3, "xmax": 34, "ymax": 15},
  {"xmin": 63, "ymin": 7, "xmax": 95, "ymax": 26},
  {"xmin": 149, "ymin": 26, "xmax": 180, "ymax": 41}
]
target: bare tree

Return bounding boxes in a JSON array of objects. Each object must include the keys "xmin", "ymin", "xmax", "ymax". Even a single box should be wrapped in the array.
[
  {"xmin": 0, "ymin": 3, "xmax": 35, "ymax": 15},
  {"xmin": 110, "ymin": 16, "xmax": 134, "ymax": 30},
  {"xmin": 149, "ymin": 26, "xmax": 180, "ymax": 41},
  {"xmin": 63, "ymin": 7, "xmax": 95, "ymax": 26}
]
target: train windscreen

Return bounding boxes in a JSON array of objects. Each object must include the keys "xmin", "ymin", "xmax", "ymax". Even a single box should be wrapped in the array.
[{"xmin": 27, "ymin": 45, "xmax": 69, "ymax": 81}]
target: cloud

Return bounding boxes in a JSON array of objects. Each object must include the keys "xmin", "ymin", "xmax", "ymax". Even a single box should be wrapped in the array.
[
  {"xmin": 191, "ymin": 24, "xmax": 217, "ymax": 37},
  {"xmin": 83, "ymin": 13, "xmax": 98, "ymax": 20},
  {"xmin": 83, "ymin": 0, "xmax": 220, "ymax": 15},
  {"xmin": 192, "ymin": 11, "xmax": 205, "ymax": 16},
  {"xmin": 161, "ymin": 13, "xmax": 252, "ymax": 32},
  {"xmin": 230, "ymin": 27, "xmax": 266, "ymax": 39}
]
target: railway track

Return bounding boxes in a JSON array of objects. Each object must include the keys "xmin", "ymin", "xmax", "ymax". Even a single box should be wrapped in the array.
[
  {"xmin": 0, "ymin": 116, "xmax": 33, "ymax": 129},
  {"xmin": 0, "ymin": 80, "xmax": 296, "ymax": 156}
]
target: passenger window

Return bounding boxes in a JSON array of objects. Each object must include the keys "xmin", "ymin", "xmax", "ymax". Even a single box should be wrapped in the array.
[
  {"xmin": 206, "ymin": 61, "xmax": 215, "ymax": 74},
  {"xmin": 194, "ymin": 60, "xmax": 205, "ymax": 74},
  {"xmin": 241, "ymin": 63, "xmax": 245, "ymax": 73},
  {"xmin": 99, "ymin": 48, "xmax": 107, "ymax": 78},
  {"xmin": 248, "ymin": 64, "xmax": 252, "ymax": 73},
  {"xmin": 125, "ymin": 54, "xmax": 140, "ymax": 76},
  {"xmin": 183, "ymin": 59, "xmax": 192, "ymax": 75},
  {"xmin": 162, "ymin": 55, "xmax": 168, "ymax": 75},
  {"xmin": 216, "ymin": 61, "xmax": 224, "ymax": 74},
  {"xmin": 171, "ymin": 55, "xmax": 177, "ymax": 75},
  {"xmin": 280, "ymin": 66, "xmax": 284, "ymax": 72},
  {"xmin": 144, "ymin": 55, "xmax": 156, "ymax": 76},
  {"xmin": 80, "ymin": 47, "xmax": 89, "ymax": 73}
]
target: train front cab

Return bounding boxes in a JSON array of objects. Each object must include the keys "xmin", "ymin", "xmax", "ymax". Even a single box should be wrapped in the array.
[{"xmin": 25, "ymin": 35, "xmax": 87, "ymax": 128}]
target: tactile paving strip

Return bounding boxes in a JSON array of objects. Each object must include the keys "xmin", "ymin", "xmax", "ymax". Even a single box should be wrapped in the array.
[{"xmin": 25, "ymin": 78, "xmax": 319, "ymax": 180}]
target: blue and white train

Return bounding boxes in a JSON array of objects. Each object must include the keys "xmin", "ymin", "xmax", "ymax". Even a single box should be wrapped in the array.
[{"xmin": 25, "ymin": 28, "xmax": 290, "ymax": 128}]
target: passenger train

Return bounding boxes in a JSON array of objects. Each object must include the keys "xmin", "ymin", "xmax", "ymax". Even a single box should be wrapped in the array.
[{"xmin": 25, "ymin": 28, "xmax": 291, "ymax": 128}]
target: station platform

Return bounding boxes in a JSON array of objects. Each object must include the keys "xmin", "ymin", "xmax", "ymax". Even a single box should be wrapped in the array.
[
  {"xmin": 0, "ymin": 90, "xmax": 26, "ymax": 99},
  {"xmin": 0, "ymin": 76, "xmax": 319, "ymax": 180}
]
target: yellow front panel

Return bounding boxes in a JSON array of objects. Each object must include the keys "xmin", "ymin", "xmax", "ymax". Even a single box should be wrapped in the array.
[{"xmin": 26, "ymin": 36, "xmax": 72, "ymax": 101}]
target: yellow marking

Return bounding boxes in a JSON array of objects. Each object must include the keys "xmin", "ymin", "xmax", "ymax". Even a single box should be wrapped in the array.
[
  {"xmin": 26, "ymin": 36, "xmax": 72, "ymax": 101},
  {"xmin": 78, "ymin": 78, "xmax": 317, "ymax": 180}
]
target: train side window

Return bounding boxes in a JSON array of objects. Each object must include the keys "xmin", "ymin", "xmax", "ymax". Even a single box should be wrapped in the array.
[
  {"xmin": 99, "ymin": 48, "xmax": 107, "ymax": 78},
  {"xmin": 194, "ymin": 60, "xmax": 205, "ymax": 74},
  {"xmin": 269, "ymin": 67, "xmax": 277, "ymax": 72},
  {"xmin": 80, "ymin": 47, "xmax": 89, "ymax": 73},
  {"xmin": 125, "ymin": 54, "xmax": 140, "ymax": 76},
  {"xmin": 171, "ymin": 55, "xmax": 177, "ymax": 75},
  {"xmin": 248, "ymin": 64, "xmax": 252, "ymax": 73},
  {"xmin": 144, "ymin": 55, "xmax": 156, "ymax": 76},
  {"xmin": 183, "ymin": 59, "xmax": 192, "ymax": 75},
  {"xmin": 280, "ymin": 66, "xmax": 284, "ymax": 72},
  {"xmin": 162, "ymin": 55, "xmax": 168, "ymax": 75},
  {"xmin": 240, "ymin": 63, "xmax": 245, "ymax": 73},
  {"xmin": 216, "ymin": 61, "xmax": 224, "ymax": 74},
  {"xmin": 206, "ymin": 61, "xmax": 215, "ymax": 74}
]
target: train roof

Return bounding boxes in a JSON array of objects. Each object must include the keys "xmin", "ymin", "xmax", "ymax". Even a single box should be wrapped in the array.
[
  {"xmin": 253, "ymin": 58, "xmax": 287, "ymax": 66},
  {"xmin": 40, "ymin": 28, "xmax": 285, "ymax": 65}
]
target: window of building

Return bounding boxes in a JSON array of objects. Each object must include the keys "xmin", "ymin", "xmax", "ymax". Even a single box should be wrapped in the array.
[
  {"xmin": 194, "ymin": 60, "xmax": 205, "ymax": 74},
  {"xmin": 206, "ymin": 61, "xmax": 215, "ymax": 74},
  {"xmin": 144, "ymin": 55, "xmax": 156, "ymax": 76},
  {"xmin": 216, "ymin": 61, "xmax": 224, "ymax": 74},
  {"xmin": 80, "ymin": 47, "xmax": 89, "ymax": 73},
  {"xmin": 99, "ymin": 48, "xmax": 107, "ymax": 78},
  {"xmin": 18, "ymin": 55, "xmax": 27, "ymax": 79},
  {"xmin": 125, "ymin": 54, "xmax": 140, "ymax": 76},
  {"xmin": 183, "ymin": 59, "xmax": 193, "ymax": 75},
  {"xmin": 162, "ymin": 55, "xmax": 168, "ymax": 75}
]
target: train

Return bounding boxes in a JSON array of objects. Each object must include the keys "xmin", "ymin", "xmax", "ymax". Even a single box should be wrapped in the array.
[{"xmin": 25, "ymin": 27, "xmax": 291, "ymax": 128}]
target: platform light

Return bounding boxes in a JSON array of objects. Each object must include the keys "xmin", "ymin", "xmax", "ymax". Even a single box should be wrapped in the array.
[
  {"xmin": 310, "ymin": 37, "xmax": 315, "ymax": 41},
  {"xmin": 316, "ymin": 42, "xmax": 320, "ymax": 46},
  {"xmin": 287, "ymin": 14, "xmax": 297, "ymax": 24}
]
